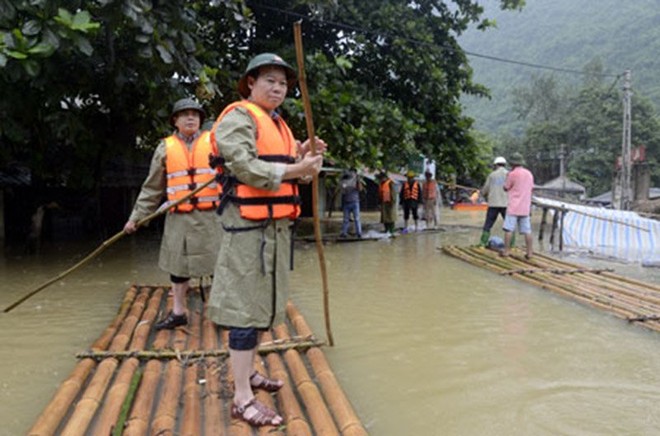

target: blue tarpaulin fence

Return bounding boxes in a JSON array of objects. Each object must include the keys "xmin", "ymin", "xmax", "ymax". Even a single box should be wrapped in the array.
[{"xmin": 534, "ymin": 197, "xmax": 660, "ymax": 265}]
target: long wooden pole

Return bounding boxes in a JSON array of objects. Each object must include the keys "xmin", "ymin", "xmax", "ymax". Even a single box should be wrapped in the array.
[
  {"xmin": 3, "ymin": 176, "xmax": 217, "ymax": 313},
  {"xmin": 293, "ymin": 21, "xmax": 334, "ymax": 346}
]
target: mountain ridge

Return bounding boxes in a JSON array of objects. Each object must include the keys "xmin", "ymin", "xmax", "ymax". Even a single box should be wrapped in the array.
[{"xmin": 460, "ymin": 0, "xmax": 660, "ymax": 133}]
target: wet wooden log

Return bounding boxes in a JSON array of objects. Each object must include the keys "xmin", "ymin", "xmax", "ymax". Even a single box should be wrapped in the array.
[
  {"xmin": 27, "ymin": 286, "xmax": 139, "ymax": 436},
  {"xmin": 201, "ymin": 314, "xmax": 225, "ymax": 434},
  {"xmin": 181, "ymin": 311, "xmax": 202, "ymax": 436},
  {"xmin": 150, "ymin": 316, "xmax": 189, "ymax": 434},
  {"xmin": 123, "ymin": 297, "xmax": 175, "ymax": 435},
  {"xmin": 91, "ymin": 287, "xmax": 164, "ymax": 435},
  {"xmin": 75, "ymin": 338, "xmax": 323, "ymax": 361},
  {"xmin": 253, "ymin": 349, "xmax": 285, "ymax": 436},
  {"xmin": 287, "ymin": 303, "xmax": 368, "ymax": 436},
  {"xmin": 30, "ymin": 287, "xmax": 367, "ymax": 434},
  {"xmin": 273, "ymin": 323, "xmax": 339, "ymax": 435},
  {"xmin": 262, "ymin": 330, "xmax": 312, "ymax": 435},
  {"xmin": 443, "ymin": 246, "xmax": 660, "ymax": 333},
  {"xmin": 60, "ymin": 288, "xmax": 151, "ymax": 435},
  {"xmin": 449, "ymin": 247, "xmax": 635, "ymax": 319}
]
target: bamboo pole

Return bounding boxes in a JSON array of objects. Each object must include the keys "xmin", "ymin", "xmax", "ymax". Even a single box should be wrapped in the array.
[
  {"xmin": 27, "ymin": 286, "xmax": 139, "ymax": 435},
  {"xmin": 75, "ymin": 338, "xmax": 323, "ymax": 360},
  {"xmin": 123, "ymin": 297, "xmax": 176, "ymax": 435},
  {"xmin": 293, "ymin": 21, "xmax": 334, "ymax": 347},
  {"xmin": 253, "ymin": 345, "xmax": 285, "ymax": 436},
  {"xmin": 262, "ymin": 330, "xmax": 312, "ymax": 435},
  {"xmin": 273, "ymin": 322, "xmax": 339, "ymax": 435},
  {"xmin": 499, "ymin": 267, "xmax": 614, "ymax": 275},
  {"xmin": 60, "ymin": 288, "xmax": 151, "ymax": 435},
  {"xmin": 450, "ymin": 246, "xmax": 638, "ymax": 319},
  {"xmin": 538, "ymin": 208, "xmax": 548, "ymax": 242},
  {"xmin": 287, "ymin": 303, "xmax": 368, "ymax": 436},
  {"xmin": 150, "ymin": 317, "xmax": 189, "ymax": 434},
  {"xmin": 91, "ymin": 286, "xmax": 164, "ymax": 435},
  {"xmin": 445, "ymin": 246, "xmax": 660, "ymax": 332},
  {"xmin": 549, "ymin": 211, "xmax": 559, "ymax": 248},
  {"xmin": 112, "ymin": 367, "xmax": 142, "ymax": 436},
  {"xmin": 520, "ymin": 251, "xmax": 660, "ymax": 307},
  {"xmin": 201, "ymin": 314, "xmax": 225, "ymax": 435},
  {"xmin": 181, "ymin": 311, "xmax": 202, "ymax": 436},
  {"xmin": 3, "ymin": 178, "xmax": 217, "ymax": 313},
  {"xmin": 559, "ymin": 210, "xmax": 564, "ymax": 251},
  {"xmin": 534, "ymin": 251, "xmax": 660, "ymax": 293}
]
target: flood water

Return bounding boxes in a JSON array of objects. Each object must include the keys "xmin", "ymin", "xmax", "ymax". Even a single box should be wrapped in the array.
[{"xmin": 1, "ymin": 210, "xmax": 660, "ymax": 435}]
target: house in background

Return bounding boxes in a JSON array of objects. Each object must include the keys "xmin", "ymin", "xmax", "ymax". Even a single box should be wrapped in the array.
[
  {"xmin": 586, "ymin": 188, "xmax": 660, "ymax": 208},
  {"xmin": 534, "ymin": 175, "xmax": 586, "ymax": 201}
]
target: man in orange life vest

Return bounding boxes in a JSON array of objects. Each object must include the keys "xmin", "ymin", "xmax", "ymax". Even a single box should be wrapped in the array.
[
  {"xmin": 123, "ymin": 98, "xmax": 221, "ymax": 330},
  {"xmin": 400, "ymin": 170, "xmax": 421, "ymax": 232},
  {"xmin": 207, "ymin": 53, "xmax": 326, "ymax": 427},
  {"xmin": 378, "ymin": 171, "xmax": 397, "ymax": 234}
]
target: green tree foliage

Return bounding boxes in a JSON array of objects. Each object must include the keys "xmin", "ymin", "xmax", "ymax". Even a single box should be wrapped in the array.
[
  {"xmin": 245, "ymin": 0, "xmax": 524, "ymax": 178},
  {"xmin": 1, "ymin": 0, "xmax": 524, "ymax": 193},
  {"xmin": 461, "ymin": 0, "xmax": 660, "ymax": 136},
  {"xmin": 510, "ymin": 62, "xmax": 660, "ymax": 195},
  {"xmin": 0, "ymin": 0, "xmax": 245, "ymax": 189}
]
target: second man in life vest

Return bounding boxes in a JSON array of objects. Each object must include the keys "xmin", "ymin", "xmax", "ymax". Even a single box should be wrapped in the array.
[
  {"xmin": 123, "ymin": 98, "xmax": 222, "ymax": 330},
  {"xmin": 400, "ymin": 170, "xmax": 421, "ymax": 232},
  {"xmin": 207, "ymin": 53, "xmax": 327, "ymax": 428}
]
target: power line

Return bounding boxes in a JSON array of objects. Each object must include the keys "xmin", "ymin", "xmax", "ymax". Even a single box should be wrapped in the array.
[{"xmin": 250, "ymin": 3, "xmax": 622, "ymax": 79}]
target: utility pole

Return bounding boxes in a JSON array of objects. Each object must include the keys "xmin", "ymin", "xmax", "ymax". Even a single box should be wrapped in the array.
[
  {"xmin": 559, "ymin": 144, "xmax": 566, "ymax": 180},
  {"xmin": 620, "ymin": 69, "xmax": 632, "ymax": 210}
]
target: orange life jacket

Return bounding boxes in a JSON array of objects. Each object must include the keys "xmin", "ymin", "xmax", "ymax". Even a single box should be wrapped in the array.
[
  {"xmin": 211, "ymin": 100, "xmax": 300, "ymax": 221},
  {"xmin": 165, "ymin": 131, "xmax": 219, "ymax": 213},
  {"xmin": 423, "ymin": 179, "xmax": 437, "ymax": 200},
  {"xmin": 379, "ymin": 179, "xmax": 393, "ymax": 204},
  {"xmin": 402, "ymin": 180, "xmax": 420, "ymax": 201}
]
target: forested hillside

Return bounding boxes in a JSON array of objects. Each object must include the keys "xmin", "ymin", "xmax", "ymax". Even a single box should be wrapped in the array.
[{"xmin": 461, "ymin": 0, "xmax": 660, "ymax": 134}]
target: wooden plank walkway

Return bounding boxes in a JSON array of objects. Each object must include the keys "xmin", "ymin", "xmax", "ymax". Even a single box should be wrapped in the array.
[
  {"xmin": 442, "ymin": 246, "xmax": 660, "ymax": 333},
  {"xmin": 28, "ymin": 285, "xmax": 367, "ymax": 436}
]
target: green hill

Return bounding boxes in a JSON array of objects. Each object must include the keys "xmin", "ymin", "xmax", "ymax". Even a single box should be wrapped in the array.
[{"xmin": 460, "ymin": 0, "xmax": 660, "ymax": 134}]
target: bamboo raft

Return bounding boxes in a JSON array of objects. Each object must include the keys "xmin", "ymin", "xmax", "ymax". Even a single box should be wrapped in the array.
[
  {"xmin": 28, "ymin": 285, "xmax": 367, "ymax": 436},
  {"xmin": 442, "ymin": 246, "xmax": 660, "ymax": 333}
]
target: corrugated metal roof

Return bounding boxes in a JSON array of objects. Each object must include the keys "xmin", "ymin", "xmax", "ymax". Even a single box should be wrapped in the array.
[{"xmin": 538, "ymin": 176, "xmax": 586, "ymax": 193}]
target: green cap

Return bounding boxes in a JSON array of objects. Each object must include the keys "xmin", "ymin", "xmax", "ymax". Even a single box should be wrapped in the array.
[
  {"xmin": 170, "ymin": 98, "xmax": 205, "ymax": 127},
  {"xmin": 237, "ymin": 53, "xmax": 297, "ymax": 98},
  {"xmin": 509, "ymin": 152, "xmax": 525, "ymax": 166}
]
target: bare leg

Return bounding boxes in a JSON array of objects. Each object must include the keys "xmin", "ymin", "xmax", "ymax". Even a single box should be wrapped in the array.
[
  {"xmin": 525, "ymin": 233, "xmax": 533, "ymax": 258},
  {"xmin": 230, "ymin": 333, "xmax": 283, "ymax": 426},
  {"xmin": 502, "ymin": 231, "xmax": 512, "ymax": 256},
  {"xmin": 231, "ymin": 347, "xmax": 256, "ymax": 407}
]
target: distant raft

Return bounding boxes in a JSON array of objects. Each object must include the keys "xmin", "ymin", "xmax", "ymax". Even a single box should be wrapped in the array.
[
  {"xmin": 442, "ymin": 245, "xmax": 660, "ymax": 333},
  {"xmin": 28, "ymin": 285, "xmax": 368, "ymax": 436}
]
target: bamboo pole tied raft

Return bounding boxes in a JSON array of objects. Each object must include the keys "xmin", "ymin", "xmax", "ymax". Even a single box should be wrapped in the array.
[
  {"xmin": 28, "ymin": 285, "xmax": 366, "ymax": 435},
  {"xmin": 442, "ymin": 245, "xmax": 660, "ymax": 334}
]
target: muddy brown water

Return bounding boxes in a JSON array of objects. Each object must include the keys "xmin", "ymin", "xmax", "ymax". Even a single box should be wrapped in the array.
[{"xmin": 1, "ymin": 210, "xmax": 659, "ymax": 435}]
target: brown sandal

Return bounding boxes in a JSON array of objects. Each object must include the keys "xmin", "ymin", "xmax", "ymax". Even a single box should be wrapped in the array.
[
  {"xmin": 231, "ymin": 398, "xmax": 282, "ymax": 427},
  {"xmin": 250, "ymin": 371, "xmax": 283, "ymax": 392}
]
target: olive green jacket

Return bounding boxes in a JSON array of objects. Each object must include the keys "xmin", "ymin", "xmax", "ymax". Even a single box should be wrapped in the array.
[
  {"xmin": 207, "ymin": 107, "xmax": 293, "ymax": 329},
  {"xmin": 129, "ymin": 135, "xmax": 221, "ymax": 278}
]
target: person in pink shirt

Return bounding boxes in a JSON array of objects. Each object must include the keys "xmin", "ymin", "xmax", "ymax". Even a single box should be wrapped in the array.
[{"xmin": 501, "ymin": 152, "xmax": 534, "ymax": 258}]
